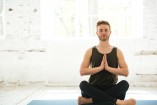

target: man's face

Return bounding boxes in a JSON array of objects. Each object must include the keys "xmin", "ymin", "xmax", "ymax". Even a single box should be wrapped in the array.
[{"xmin": 96, "ymin": 24, "xmax": 111, "ymax": 41}]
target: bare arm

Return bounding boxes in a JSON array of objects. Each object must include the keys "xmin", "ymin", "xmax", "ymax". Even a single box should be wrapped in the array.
[
  {"xmin": 105, "ymin": 48, "xmax": 129, "ymax": 77},
  {"xmin": 80, "ymin": 48, "xmax": 104, "ymax": 76}
]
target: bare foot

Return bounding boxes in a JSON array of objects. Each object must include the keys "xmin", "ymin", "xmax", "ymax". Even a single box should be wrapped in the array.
[
  {"xmin": 78, "ymin": 96, "xmax": 93, "ymax": 105},
  {"xmin": 116, "ymin": 98, "xmax": 136, "ymax": 105}
]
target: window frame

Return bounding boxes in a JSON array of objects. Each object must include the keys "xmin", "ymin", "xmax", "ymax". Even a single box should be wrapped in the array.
[
  {"xmin": 40, "ymin": 0, "xmax": 143, "ymax": 40},
  {"xmin": 0, "ymin": 0, "xmax": 4, "ymax": 39}
]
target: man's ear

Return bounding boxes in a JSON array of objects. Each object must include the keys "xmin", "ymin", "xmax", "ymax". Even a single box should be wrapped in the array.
[
  {"xmin": 110, "ymin": 31, "xmax": 112, "ymax": 34},
  {"xmin": 96, "ymin": 31, "xmax": 98, "ymax": 35}
]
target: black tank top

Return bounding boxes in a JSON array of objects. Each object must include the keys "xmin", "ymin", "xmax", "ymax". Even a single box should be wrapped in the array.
[{"xmin": 89, "ymin": 46, "xmax": 118, "ymax": 86}]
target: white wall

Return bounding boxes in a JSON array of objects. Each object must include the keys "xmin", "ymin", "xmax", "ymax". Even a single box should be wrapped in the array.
[{"xmin": 0, "ymin": 0, "xmax": 157, "ymax": 87}]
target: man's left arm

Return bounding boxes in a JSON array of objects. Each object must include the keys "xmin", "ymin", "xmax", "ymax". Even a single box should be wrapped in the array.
[{"xmin": 104, "ymin": 48, "xmax": 129, "ymax": 77}]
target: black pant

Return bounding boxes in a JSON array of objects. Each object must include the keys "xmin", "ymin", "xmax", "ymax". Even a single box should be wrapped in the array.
[{"xmin": 79, "ymin": 80, "xmax": 129, "ymax": 105}]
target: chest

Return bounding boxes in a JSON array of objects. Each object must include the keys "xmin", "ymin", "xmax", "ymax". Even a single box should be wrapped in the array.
[
  {"xmin": 96, "ymin": 47, "xmax": 113, "ymax": 54},
  {"xmin": 90, "ymin": 48, "xmax": 118, "ymax": 68}
]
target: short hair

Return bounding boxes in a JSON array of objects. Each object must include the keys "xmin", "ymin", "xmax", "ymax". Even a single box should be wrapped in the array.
[{"xmin": 96, "ymin": 20, "xmax": 111, "ymax": 30}]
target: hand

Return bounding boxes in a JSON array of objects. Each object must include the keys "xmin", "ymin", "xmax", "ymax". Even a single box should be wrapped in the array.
[
  {"xmin": 99, "ymin": 55, "xmax": 105, "ymax": 70},
  {"xmin": 99, "ymin": 55, "xmax": 108, "ymax": 69},
  {"xmin": 99, "ymin": 55, "xmax": 109, "ymax": 71},
  {"xmin": 104, "ymin": 55, "xmax": 109, "ymax": 70}
]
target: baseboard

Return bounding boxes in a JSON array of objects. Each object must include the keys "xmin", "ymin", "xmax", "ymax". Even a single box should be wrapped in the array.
[
  {"xmin": 45, "ymin": 83, "xmax": 79, "ymax": 87},
  {"xmin": 130, "ymin": 82, "xmax": 157, "ymax": 87}
]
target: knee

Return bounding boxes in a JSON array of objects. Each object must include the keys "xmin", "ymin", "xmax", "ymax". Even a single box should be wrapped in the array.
[
  {"xmin": 79, "ymin": 80, "xmax": 89, "ymax": 90},
  {"xmin": 120, "ymin": 80, "xmax": 129, "ymax": 89}
]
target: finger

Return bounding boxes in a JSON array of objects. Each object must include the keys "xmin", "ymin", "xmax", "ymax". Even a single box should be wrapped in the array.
[{"xmin": 103, "ymin": 54, "xmax": 106, "ymax": 60}]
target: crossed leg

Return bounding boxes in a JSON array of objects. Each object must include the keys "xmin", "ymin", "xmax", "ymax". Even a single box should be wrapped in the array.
[{"xmin": 78, "ymin": 80, "xmax": 136, "ymax": 105}]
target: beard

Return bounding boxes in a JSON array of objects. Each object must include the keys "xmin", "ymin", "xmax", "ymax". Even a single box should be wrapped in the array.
[{"xmin": 98, "ymin": 36, "xmax": 109, "ymax": 41}]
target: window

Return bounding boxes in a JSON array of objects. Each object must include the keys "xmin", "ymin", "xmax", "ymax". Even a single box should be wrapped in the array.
[
  {"xmin": 0, "ymin": 0, "xmax": 4, "ymax": 39},
  {"xmin": 40, "ymin": 0, "xmax": 143, "ymax": 39}
]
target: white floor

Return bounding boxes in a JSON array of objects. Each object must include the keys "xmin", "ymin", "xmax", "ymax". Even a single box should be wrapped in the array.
[{"xmin": 0, "ymin": 84, "xmax": 157, "ymax": 105}]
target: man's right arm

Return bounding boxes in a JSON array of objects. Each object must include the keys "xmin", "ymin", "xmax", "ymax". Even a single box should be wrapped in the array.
[{"xmin": 80, "ymin": 48, "xmax": 104, "ymax": 76}]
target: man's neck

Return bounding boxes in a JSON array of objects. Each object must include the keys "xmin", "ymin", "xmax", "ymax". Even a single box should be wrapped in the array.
[{"xmin": 98, "ymin": 40, "xmax": 111, "ymax": 49}]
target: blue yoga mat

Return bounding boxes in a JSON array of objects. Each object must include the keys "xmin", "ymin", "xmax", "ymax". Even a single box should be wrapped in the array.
[
  {"xmin": 27, "ymin": 99, "xmax": 113, "ymax": 105},
  {"xmin": 28, "ymin": 99, "xmax": 157, "ymax": 105},
  {"xmin": 27, "ymin": 99, "xmax": 77, "ymax": 105},
  {"xmin": 137, "ymin": 100, "xmax": 157, "ymax": 105}
]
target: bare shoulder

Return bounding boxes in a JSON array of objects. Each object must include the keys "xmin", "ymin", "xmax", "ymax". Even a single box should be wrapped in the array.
[
  {"xmin": 116, "ymin": 47, "xmax": 125, "ymax": 58},
  {"xmin": 116, "ymin": 47, "xmax": 123, "ymax": 53},
  {"xmin": 84, "ymin": 47, "xmax": 93, "ymax": 58},
  {"xmin": 86, "ymin": 47, "xmax": 92, "ymax": 53},
  {"xmin": 81, "ymin": 47, "xmax": 93, "ymax": 67}
]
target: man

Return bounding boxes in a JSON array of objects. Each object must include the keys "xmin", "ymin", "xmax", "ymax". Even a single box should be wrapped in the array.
[{"xmin": 78, "ymin": 20, "xmax": 136, "ymax": 105}]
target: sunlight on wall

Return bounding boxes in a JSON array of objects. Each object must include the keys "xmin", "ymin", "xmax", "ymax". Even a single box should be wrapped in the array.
[
  {"xmin": 40, "ymin": 0, "xmax": 143, "ymax": 40},
  {"xmin": 0, "ymin": 0, "xmax": 4, "ymax": 39}
]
